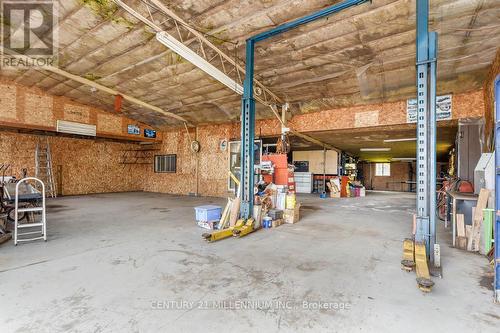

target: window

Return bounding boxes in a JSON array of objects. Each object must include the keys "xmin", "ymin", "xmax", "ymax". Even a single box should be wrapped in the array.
[
  {"xmin": 375, "ymin": 163, "xmax": 390, "ymax": 176},
  {"xmin": 155, "ymin": 155, "xmax": 176, "ymax": 173}
]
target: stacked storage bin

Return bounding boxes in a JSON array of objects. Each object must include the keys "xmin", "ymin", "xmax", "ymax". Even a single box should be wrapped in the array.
[{"xmin": 262, "ymin": 154, "xmax": 288, "ymax": 185}]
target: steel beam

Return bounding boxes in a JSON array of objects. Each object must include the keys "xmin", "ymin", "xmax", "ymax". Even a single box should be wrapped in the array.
[
  {"xmin": 494, "ymin": 74, "xmax": 500, "ymax": 302},
  {"xmin": 239, "ymin": 0, "xmax": 371, "ymax": 218},
  {"xmin": 240, "ymin": 40, "xmax": 256, "ymax": 219},
  {"xmin": 415, "ymin": 0, "xmax": 438, "ymax": 260},
  {"xmin": 429, "ymin": 32, "xmax": 438, "ymax": 262}
]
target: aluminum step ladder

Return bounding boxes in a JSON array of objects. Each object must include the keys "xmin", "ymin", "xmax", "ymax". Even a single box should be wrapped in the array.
[
  {"xmin": 14, "ymin": 177, "xmax": 46, "ymax": 245},
  {"xmin": 35, "ymin": 137, "xmax": 57, "ymax": 198}
]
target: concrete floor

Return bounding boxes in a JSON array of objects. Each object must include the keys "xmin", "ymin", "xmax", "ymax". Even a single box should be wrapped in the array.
[{"xmin": 1, "ymin": 191, "xmax": 498, "ymax": 332}]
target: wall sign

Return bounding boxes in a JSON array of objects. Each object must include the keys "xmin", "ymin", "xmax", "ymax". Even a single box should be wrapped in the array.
[
  {"xmin": 127, "ymin": 124, "xmax": 140, "ymax": 135},
  {"xmin": 144, "ymin": 128, "xmax": 157, "ymax": 138},
  {"xmin": 407, "ymin": 94, "xmax": 452, "ymax": 123},
  {"xmin": 219, "ymin": 139, "xmax": 228, "ymax": 152}
]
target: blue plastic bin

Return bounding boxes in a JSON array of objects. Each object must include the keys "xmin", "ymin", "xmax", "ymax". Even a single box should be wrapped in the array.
[{"xmin": 194, "ymin": 205, "xmax": 222, "ymax": 222}]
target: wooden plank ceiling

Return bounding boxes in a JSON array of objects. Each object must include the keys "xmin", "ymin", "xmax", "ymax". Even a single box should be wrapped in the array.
[{"xmin": 1, "ymin": 0, "xmax": 499, "ymax": 128}]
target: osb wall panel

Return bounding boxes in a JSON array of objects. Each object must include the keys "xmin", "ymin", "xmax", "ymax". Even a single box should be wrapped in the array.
[
  {"xmin": 197, "ymin": 124, "xmax": 235, "ymax": 197},
  {"xmin": 52, "ymin": 138, "xmax": 145, "ymax": 195},
  {"xmin": 354, "ymin": 110, "xmax": 379, "ymax": 128},
  {"xmin": 362, "ymin": 162, "xmax": 415, "ymax": 192},
  {"xmin": 64, "ymin": 104, "xmax": 90, "ymax": 123},
  {"xmin": 287, "ymin": 90, "xmax": 484, "ymax": 133},
  {"xmin": 97, "ymin": 112, "xmax": 122, "ymax": 134},
  {"xmin": 0, "ymin": 79, "xmax": 159, "ymax": 141},
  {"xmin": 143, "ymin": 129, "xmax": 197, "ymax": 195},
  {"xmin": 24, "ymin": 93, "xmax": 53, "ymax": 126},
  {"xmin": 0, "ymin": 131, "xmax": 145, "ymax": 195},
  {"xmin": 143, "ymin": 123, "xmax": 239, "ymax": 197},
  {"xmin": 0, "ymin": 83, "xmax": 16, "ymax": 120},
  {"xmin": 484, "ymin": 48, "xmax": 500, "ymax": 151}
]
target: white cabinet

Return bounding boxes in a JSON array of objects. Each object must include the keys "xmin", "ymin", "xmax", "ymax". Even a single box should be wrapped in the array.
[{"xmin": 294, "ymin": 172, "xmax": 313, "ymax": 193}]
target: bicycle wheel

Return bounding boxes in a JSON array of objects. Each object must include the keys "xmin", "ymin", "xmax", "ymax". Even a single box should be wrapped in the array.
[{"xmin": 6, "ymin": 207, "xmax": 26, "ymax": 222}]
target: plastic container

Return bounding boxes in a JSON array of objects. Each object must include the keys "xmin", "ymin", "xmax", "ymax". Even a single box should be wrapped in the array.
[
  {"xmin": 268, "ymin": 209, "xmax": 283, "ymax": 220},
  {"xmin": 194, "ymin": 205, "xmax": 222, "ymax": 222},
  {"xmin": 263, "ymin": 216, "xmax": 272, "ymax": 229}
]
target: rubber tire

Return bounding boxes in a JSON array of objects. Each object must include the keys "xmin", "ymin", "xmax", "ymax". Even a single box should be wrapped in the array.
[{"xmin": 6, "ymin": 207, "xmax": 26, "ymax": 222}]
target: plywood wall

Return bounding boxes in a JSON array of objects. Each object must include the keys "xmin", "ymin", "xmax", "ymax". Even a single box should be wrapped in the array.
[
  {"xmin": 292, "ymin": 150, "xmax": 338, "ymax": 174},
  {"xmin": 142, "ymin": 123, "xmax": 240, "ymax": 197},
  {"xmin": 362, "ymin": 162, "xmax": 415, "ymax": 192},
  {"xmin": 0, "ymin": 79, "xmax": 159, "ymax": 142},
  {"xmin": 483, "ymin": 48, "xmax": 500, "ymax": 151},
  {"xmin": 0, "ymin": 131, "xmax": 146, "ymax": 195}
]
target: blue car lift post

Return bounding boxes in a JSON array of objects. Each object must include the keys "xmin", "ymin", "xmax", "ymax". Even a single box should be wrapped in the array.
[
  {"xmin": 494, "ymin": 74, "xmax": 500, "ymax": 302},
  {"xmin": 239, "ymin": 0, "xmax": 371, "ymax": 219},
  {"xmin": 415, "ymin": 0, "xmax": 438, "ymax": 265}
]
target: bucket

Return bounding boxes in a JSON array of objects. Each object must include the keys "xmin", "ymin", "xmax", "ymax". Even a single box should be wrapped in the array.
[{"xmin": 263, "ymin": 216, "xmax": 272, "ymax": 229}]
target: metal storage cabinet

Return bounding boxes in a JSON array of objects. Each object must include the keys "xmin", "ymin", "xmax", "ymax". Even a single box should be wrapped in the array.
[
  {"xmin": 457, "ymin": 122, "xmax": 482, "ymax": 183},
  {"xmin": 295, "ymin": 172, "xmax": 313, "ymax": 193}
]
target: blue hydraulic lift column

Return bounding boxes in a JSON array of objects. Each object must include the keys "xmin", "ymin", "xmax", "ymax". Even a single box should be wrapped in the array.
[
  {"xmin": 494, "ymin": 74, "xmax": 500, "ymax": 302},
  {"xmin": 239, "ymin": 0, "xmax": 371, "ymax": 219},
  {"xmin": 240, "ymin": 39, "xmax": 256, "ymax": 220},
  {"xmin": 415, "ymin": 0, "xmax": 438, "ymax": 261}
]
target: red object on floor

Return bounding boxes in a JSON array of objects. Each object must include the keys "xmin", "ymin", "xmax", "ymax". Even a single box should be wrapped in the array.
[{"xmin": 341, "ymin": 176, "xmax": 349, "ymax": 197}]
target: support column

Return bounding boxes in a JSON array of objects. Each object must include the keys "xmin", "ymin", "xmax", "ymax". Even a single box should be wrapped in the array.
[
  {"xmin": 429, "ymin": 32, "xmax": 438, "ymax": 262},
  {"xmin": 494, "ymin": 74, "xmax": 500, "ymax": 302},
  {"xmin": 240, "ymin": 40, "xmax": 256, "ymax": 219},
  {"xmin": 415, "ymin": 0, "xmax": 437, "ymax": 260}
]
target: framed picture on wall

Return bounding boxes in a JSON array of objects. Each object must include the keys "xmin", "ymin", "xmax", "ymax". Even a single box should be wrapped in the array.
[
  {"xmin": 144, "ymin": 129, "xmax": 157, "ymax": 138},
  {"xmin": 127, "ymin": 125, "xmax": 140, "ymax": 135}
]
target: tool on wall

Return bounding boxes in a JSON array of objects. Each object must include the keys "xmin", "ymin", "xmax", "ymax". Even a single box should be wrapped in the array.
[{"xmin": 35, "ymin": 137, "xmax": 57, "ymax": 198}]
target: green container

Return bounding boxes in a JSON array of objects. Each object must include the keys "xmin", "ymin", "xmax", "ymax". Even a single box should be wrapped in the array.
[{"xmin": 483, "ymin": 209, "xmax": 494, "ymax": 254}]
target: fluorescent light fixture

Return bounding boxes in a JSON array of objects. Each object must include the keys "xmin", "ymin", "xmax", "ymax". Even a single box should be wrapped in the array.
[
  {"xmin": 156, "ymin": 32, "xmax": 244, "ymax": 95},
  {"xmin": 57, "ymin": 120, "xmax": 96, "ymax": 136},
  {"xmin": 392, "ymin": 157, "xmax": 417, "ymax": 161},
  {"xmin": 360, "ymin": 148, "xmax": 391, "ymax": 152},
  {"xmin": 383, "ymin": 138, "xmax": 417, "ymax": 143}
]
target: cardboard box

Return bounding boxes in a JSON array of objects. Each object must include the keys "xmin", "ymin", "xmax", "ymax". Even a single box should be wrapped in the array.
[
  {"xmin": 284, "ymin": 203, "xmax": 301, "ymax": 224},
  {"xmin": 327, "ymin": 179, "xmax": 341, "ymax": 198},
  {"xmin": 272, "ymin": 219, "xmax": 283, "ymax": 228},
  {"xmin": 456, "ymin": 236, "xmax": 467, "ymax": 250}
]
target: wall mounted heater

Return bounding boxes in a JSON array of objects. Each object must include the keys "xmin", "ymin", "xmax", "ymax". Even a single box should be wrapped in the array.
[{"xmin": 56, "ymin": 120, "xmax": 97, "ymax": 137}]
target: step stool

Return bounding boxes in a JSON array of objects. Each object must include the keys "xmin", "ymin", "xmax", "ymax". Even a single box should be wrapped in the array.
[{"xmin": 14, "ymin": 177, "xmax": 47, "ymax": 245}]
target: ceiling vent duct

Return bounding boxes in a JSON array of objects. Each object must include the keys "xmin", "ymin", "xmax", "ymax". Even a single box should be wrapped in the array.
[{"xmin": 56, "ymin": 120, "xmax": 97, "ymax": 137}]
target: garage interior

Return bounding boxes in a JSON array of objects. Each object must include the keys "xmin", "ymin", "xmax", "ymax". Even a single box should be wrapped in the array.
[{"xmin": 1, "ymin": 0, "xmax": 500, "ymax": 331}]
